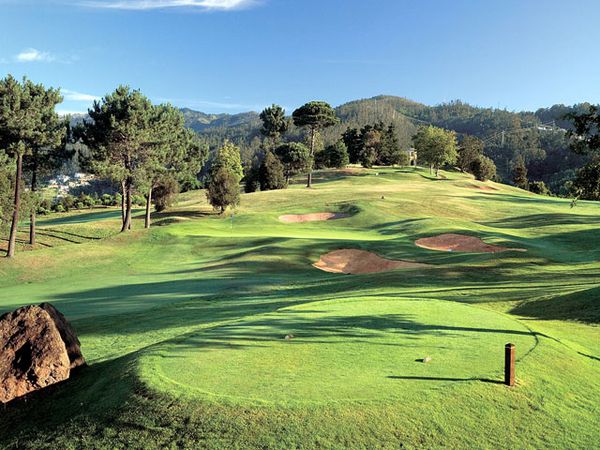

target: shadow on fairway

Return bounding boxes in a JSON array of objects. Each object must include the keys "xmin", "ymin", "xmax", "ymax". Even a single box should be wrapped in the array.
[
  {"xmin": 387, "ymin": 375, "xmax": 504, "ymax": 384},
  {"xmin": 511, "ymin": 286, "xmax": 600, "ymax": 324}
]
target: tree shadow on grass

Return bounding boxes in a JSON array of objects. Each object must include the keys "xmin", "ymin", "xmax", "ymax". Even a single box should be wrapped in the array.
[
  {"xmin": 387, "ymin": 375, "xmax": 504, "ymax": 384},
  {"xmin": 510, "ymin": 286, "xmax": 600, "ymax": 324}
]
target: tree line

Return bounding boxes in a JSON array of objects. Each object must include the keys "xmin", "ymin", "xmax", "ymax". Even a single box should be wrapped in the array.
[{"xmin": 2, "ymin": 74, "xmax": 599, "ymax": 257}]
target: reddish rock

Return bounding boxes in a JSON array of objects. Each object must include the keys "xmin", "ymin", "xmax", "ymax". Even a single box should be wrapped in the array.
[
  {"xmin": 0, "ymin": 303, "xmax": 84, "ymax": 404},
  {"xmin": 40, "ymin": 303, "xmax": 86, "ymax": 370}
]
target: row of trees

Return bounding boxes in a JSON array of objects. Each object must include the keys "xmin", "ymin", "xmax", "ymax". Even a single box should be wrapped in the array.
[
  {"xmin": 245, "ymin": 102, "xmax": 343, "ymax": 192},
  {"xmin": 79, "ymin": 86, "xmax": 206, "ymax": 232},
  {"xmin": 0, "ymin": 76, "xmax": 67, "ymax": 257},
  {"xmin": 342, "ymin": 122, "xmax": 408, "ymax": 168},
  {"xmin": 0, "ymin": 75, "xmax": 208, "ymax": 257}
]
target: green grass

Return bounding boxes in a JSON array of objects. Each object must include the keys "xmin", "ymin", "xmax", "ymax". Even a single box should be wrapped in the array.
[{"xmin": 0, "ymin": 166, "xmax": 598, "ymax": 449}]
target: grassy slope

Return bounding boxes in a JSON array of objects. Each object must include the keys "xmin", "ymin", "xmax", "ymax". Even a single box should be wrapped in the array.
[{"xmin": 0, "ymin": 167, "xmax": 598, "ymax": 449}]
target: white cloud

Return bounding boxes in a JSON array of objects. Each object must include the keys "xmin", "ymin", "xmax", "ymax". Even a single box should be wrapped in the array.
[
  {"xmin": 16, "ymin": 48, "xmax": 55, "ymax": 63},
  {"xmin": 81, "ymin": 0, "xmax": 258, "ymax": 11},
  {"xmin": 62, "ymin": 89, "xmax": 100, "ymax": 102}
]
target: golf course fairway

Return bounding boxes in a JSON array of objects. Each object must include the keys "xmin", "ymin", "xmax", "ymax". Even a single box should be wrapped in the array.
[{"xmin": 0, "ymin": 167, "xmax": 598, "ymax": 449}]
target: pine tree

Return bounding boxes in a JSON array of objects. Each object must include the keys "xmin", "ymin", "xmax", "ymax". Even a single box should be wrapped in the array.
[
  {"xmin": 81, "ymin": 86, "xmax": 155, "ymax": 232},
  {"xmin": 259, "ymin": 104, "xmax": 289, "ymax": 148},
  {"xmin": 292, "ymin": 101, "xmax": 339, "ymax": 187},
  {"xmin": 0, "ymin": 75, "xmax": 64, "ymax": 257}
]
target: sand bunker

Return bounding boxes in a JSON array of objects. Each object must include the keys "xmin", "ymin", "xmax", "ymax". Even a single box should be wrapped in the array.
[
  {"xmin": 415, "ymin": 233, "xmax": 525, "ymax": 253},
  {"xmin": 313, "ymin": 249, "xmax": 430, "ymax": 274},
  {"xmin": 279, "ymin": 212, "xmax": 350, "ymax": 223}
]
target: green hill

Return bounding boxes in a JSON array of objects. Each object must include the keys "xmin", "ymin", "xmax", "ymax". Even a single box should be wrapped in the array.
[{"xmin": 1, "ymin": 168, "xmax": 598, "ymax": 449}]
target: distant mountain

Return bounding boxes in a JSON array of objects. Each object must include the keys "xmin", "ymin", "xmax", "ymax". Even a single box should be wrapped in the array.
[
  {"xmin": 181, "ymin": 108, "xmax": 261, "ymax": 133},
  {"xmin": 63, "ymin": 95, "xmax": 592, "ymax": 193}
]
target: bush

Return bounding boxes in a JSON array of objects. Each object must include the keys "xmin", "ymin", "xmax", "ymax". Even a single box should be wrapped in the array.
[
  {"xmin": 101, "ymin": 194, "xmax": 116, "ymax": 206},
  {"xmin": 322, "ymin": 141, "xmax": 350, "ymax": 169},
  {"xmin": 37, "ymin": 199, "xmax": 52, "ymax": 215},
  {"xmin": 207, "ymin": 167, "xmax": 240, "ymax": 213},
  {"xmin": 54, "ymin": 204, "xmax": 65, "ymax": 213},
  {"xmin": 132, "ymin": 194, "xmax": 146, "ymax": 207},
  {"xmin": 62, "ymin": 195, "xmax": 76, "ymax": 211},
  {"xmin": 471, "ymin": 155, "xmax": 497, "ymax": 181},
  {"xmin": 244, "ymin": 164, "xmax": 261, "ymax": 193},
  {"xmin": 259, "ymin": 151, "xmax": 286, "ymax": 191},
  {"xmin": 153, "ymin": 178, "xmax": 180, "ymax": 213},
  {"xmin": 529, "ymin": 181, "xmax": 551, "ymax": 196}
]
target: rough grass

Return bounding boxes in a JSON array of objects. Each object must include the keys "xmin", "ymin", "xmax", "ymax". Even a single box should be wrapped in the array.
[{"xmin": 0, "ymin": 167, "xmax": 598, "ymax": 449}]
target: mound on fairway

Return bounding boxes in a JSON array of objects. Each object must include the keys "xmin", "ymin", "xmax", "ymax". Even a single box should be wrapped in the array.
[
  {"xmin": 279, "ymin": 212, "xmax": 349, "ymax": 223},
  {"xmin": 416, "ymin": 233, "xmax": 525, "ymax": 253},
  {"xmin": 142, "ymin": 299, "xmax": 536, "ymax": 404},
  {"xmin": 313, "ymin": 249, "xmax": 429, "ymax": 274}
]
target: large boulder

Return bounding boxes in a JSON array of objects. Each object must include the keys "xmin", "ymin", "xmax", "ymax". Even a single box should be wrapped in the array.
[
  {"xmin": 0, "ymin": 303, "xmax": 84, "ymax": 404},
  {"xmin": 40, "ymin": 303, "xmax": 86, "ymax": 370}
]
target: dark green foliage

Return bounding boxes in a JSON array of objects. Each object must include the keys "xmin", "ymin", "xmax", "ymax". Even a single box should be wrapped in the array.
[
  {"xmin": 274, "ymin": 142, "xmax": 310, "ymax": 182},
  {"xmin": 529, "ymin": 180, "xmax": 550, "ymax": 196},
  {"xmin": 292, "ymin": 101, "xmax": 339, "ymax": 187},
  {"xmin": 379, "ymin": 124, "xmax": 406, "ymax": 165},
  {"xmin": 207, "ymin": 142, "xmax": 242, "ymax": 213},
  {"xmin": 153, "ymin": 177, "xmax": 180, "ymax": 212},
  {"xmin": 359, "ymin": 126, "xmax": 381, "ymax": 168},
  {"xmin": 412, "ymin": 125, "xmax": 458, "ymax": 176},
  {"xmin": 321, "ymin": 141, "xmax": 350, "ymax": 169},
  {"xmin": 259, "ymin": 151, "xmax": 286, "ymax": 191},
  {"xmin": 343, "ymin": 122, "xmax": 409, "ymax": 168},
  {"xmin": 0, "ymin": 154, "xmax": 15, "ymax": 232},
  {"xmin": 81, "ymin": 85, "xmax": 155, "ymax": 232},
  {"xmin": 567, "ymin": 104, "xmax": 600, "ymax": 155},
  {"xmin": 458, "ymin": 135, "xmax": 484, "ymax": 172},
  {"xmin": 342, "ymin": 127, "xmax": 363, "ymax": 164},
  {"xmin": 207, "ymin": 167, "xmax": 240, "ymax": 213},
  {"xmin": 244, "ymin": 162, "xmax": 261, "ymax": 193},
  {"xmin": 570, "ymin": 160, "xmax": 600, "ymax": 200},
  {"xmin": 188, "ymin": 96, "xmax": 593, "ymax": 193},
  {"xmin": 471, "ymin": 155, "xmax": 497, "ymax": 181},
  {"xmin": 0, "ymin": 75, "xmax": 64, "ymax": 256},
  {"xmin": 512, "ymin": 155, "xmax": 529, "ymax": 189},
  {"xmin": 259, "ymin": 104, "xmax": 289, "ymax": 147}
]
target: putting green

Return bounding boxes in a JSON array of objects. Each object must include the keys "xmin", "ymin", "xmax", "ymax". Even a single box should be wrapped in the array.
[{"xmin": 141, "ymin": 299, "xmax": 536, "ymax": 404}]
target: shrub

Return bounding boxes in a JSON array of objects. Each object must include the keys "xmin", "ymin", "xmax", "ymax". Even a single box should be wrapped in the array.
[
  {"xmin": 471, "ymin": 155, "xmax": 497, "ymax": 181},
  {"xmin": 244, "ymin": 164, "xmax": 261, "ymax": 193},
  {"xmin": 259, "ymin": 151, "xmax": 286, "ymax": 191},
  {"xmin": 529, "ymin": 181, "xmax": 551, "ymax": 196},
  {"xmin": 322, "ymin": 141, "xmax": 350, "ymax": 169},
  {"xmin": 207, "ymin": 167, "xmax": 240, "ymax": 213},
  {"xmin": 153, "ymin": 178, "xmax": 180, "ymax": 213}
]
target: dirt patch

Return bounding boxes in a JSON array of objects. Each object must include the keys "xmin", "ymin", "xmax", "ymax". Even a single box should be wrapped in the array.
[
  {"xmin": 465, "ymin": 183, "xmax": 498, "ymax": 191},
  {"xmin": 313, "ymin": 249, "xmax": 430, "ymax": 274},
  {"xmin": 415, "ymin": 233, "xmax": 526, "ymax": 253},
  {"xmin": 279, "ymin": 212, "xmax": 350, "ymax": 223}
]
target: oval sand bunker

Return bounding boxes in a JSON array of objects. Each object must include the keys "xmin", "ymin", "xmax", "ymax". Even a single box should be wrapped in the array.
[
  {"xmin": 313, "ymin": 249, "xmax": 429, "ymax": 274},
  {"xmin": 279, "ymin": 212, "xmax": 349, "ymax": 223},
  {"xmin": 415, "ymin": 233, "xmax": 525, "ymax": 253}
]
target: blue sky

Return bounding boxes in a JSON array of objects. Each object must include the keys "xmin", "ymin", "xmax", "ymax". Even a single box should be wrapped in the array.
[{"xmin": 1, "ymin": 0, "xmax": 599, "ymax": 114}]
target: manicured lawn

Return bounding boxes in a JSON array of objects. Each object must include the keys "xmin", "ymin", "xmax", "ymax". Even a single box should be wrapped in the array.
[{"xmin": 0, "ymin": 167, "xmax": 598, "ymax": 449}]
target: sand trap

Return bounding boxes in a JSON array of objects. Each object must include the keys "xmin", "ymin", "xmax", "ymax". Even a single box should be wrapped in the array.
[
  {"xmin": 313, "ymin": 249, "xmax": 430, "ymax": 274},
  {"xmin": 279, "ymin": 212, "xmax": 350, "ymax": 223},
  {"xmin": 415, "ymin": 233, "xmax": 526, "ymax": 253}
]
